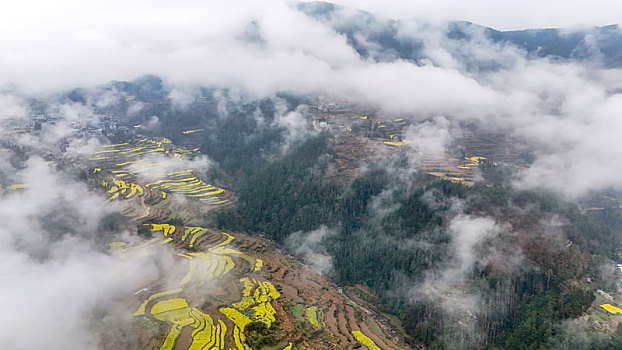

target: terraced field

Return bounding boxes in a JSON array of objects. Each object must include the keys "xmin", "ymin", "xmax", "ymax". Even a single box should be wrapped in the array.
[
  {"xmin": 108, "ymin": 231, "xmax": 403, "ymax": 350},
  {"xmin": 118, "ymin": 226, "xmax": 278, "ymax": 350},
  {"xmin": 226, "ymin": 235, "xmax": 406, "ymax": 350},
  {"xmin": 323, "ymin": 114, "xmax": 492, "ymax": 185},
  {"xmin": 90, "ymin": 138, "xmax": 231, "ymax": 208},
  {"xmin": 89, "ymin": 137, "xmax": 408, "ymax": 349}
]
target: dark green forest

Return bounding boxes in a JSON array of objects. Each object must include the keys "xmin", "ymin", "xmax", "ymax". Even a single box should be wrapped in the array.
[{"xmin": 214, "ymin": 134, "xmax": 622, "ymax": 349}]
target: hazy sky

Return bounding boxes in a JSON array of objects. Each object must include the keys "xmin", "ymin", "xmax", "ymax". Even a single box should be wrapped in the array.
[
  {"xmin": 2, "ymin": 0, "xmax": 620, "ymax": 36},
  {"xmin": 335, "ymin": 0, "xmax": 622, "ymax": 30}
]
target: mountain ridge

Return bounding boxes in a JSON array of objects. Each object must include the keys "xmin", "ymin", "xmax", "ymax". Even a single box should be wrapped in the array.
[{"xmin": 298, "ymin": 1, "xmax": 622, "ymax": 68}]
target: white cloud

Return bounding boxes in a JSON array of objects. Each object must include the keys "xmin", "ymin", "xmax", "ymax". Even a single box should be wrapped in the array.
[
  {"xmin": 404, "ymin": 214, "xmax": 508, "ymax": 349},
  {"xmin": 285, "ymin": 225, "xmax": 336, "ymax": 274},
  {"xmin": 0, "ymin": 157, "xmax": 169, "ymax": 349},
  {"xmin": 127, "ymin": 152, "xmax": 213, "ymax": 182},
  {"xmin": 404, "ymin": 116, "xmax": 453, "ymax": 156},
  {"xmin": 0, "ymin": 93, "xmax": 29, "ymax": 122}
]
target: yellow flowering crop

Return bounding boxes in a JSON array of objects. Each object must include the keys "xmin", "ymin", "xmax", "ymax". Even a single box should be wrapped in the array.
[
  {"xmin": 305, "ymin": 306, "xmax": 321, "ymax": 328},
  {"xmin": 352, "ymin": 331, "xmax": 381, "ymax": 350},
  {"xmin": 600, "ymin": 304, "xmax": 622, "ymax": 314}
]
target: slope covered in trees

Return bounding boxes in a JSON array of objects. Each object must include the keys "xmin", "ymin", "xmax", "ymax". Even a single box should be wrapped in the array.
[{"xmin": 210, "ymin": 131, "xmax": 622, "ymax": 349}]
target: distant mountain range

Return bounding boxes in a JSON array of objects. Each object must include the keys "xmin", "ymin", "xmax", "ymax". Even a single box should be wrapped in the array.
[{"xmin": 298, "ymin": 1, "xmax": 622, "ymax": 68}]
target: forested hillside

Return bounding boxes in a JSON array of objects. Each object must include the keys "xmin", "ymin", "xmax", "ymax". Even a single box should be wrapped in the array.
[{"xmin": 207, "ymin": 133, "xmax": 622, "ymax": 349}]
